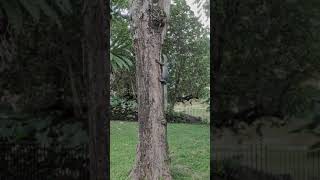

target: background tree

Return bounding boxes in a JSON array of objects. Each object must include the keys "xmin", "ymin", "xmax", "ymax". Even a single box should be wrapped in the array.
[
  {"xmin": 163, "ymin": 0, "xmax": 210, "ymax": 112},
  {"xmin": 83, "ymin": 0, "xmax": 109, "ymax": 179}
]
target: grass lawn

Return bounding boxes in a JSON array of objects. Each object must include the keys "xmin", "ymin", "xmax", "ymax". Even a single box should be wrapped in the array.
[{"xmin": 111, "ymin": 121, "xmax": 210, "ymax": 180}]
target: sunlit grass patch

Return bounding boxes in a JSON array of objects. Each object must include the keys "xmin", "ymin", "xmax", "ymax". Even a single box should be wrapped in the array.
[{"xmin": 111, "ymin": 121, "xmax": 209, "ymax": 180}]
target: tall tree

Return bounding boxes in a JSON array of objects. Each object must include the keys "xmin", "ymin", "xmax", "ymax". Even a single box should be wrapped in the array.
[
  {"xmin": 129, "ymin": 0, "xmax": 172, "ymax": 179},
  {"xmin": 83, "ymin": 0, "xmax": 110, "ymax": 180},
  {"xmin": 163, "ymin": 0, "xmax": 209, "ymax": 111}
]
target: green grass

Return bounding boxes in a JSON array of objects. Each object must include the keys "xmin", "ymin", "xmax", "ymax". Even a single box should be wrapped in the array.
[{"xmin": 111, "ymin": 121, "xmax": 210, "ymax": 180}]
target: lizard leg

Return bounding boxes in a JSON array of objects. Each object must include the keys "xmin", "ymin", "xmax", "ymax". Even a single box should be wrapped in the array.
[
  {"xmin": 159, "ymin": 77, "xmax": 166, "ymax": 84},
  {"xmin": 156, "ymin": 60, "xmax": 164, "ymax": 66}
]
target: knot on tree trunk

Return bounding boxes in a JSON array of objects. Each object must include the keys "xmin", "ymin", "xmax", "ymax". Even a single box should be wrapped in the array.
[{"xmin": 148, "ymin": 5, "xmax": 167, "ymax": 32}]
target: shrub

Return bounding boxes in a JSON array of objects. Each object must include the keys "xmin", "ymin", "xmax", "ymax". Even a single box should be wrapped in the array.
[{"xmin": 111, "ymin": 95, "xmax": 137, "ymax": 121}]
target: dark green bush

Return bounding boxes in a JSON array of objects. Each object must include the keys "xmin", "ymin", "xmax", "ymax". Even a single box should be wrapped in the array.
[
  {"xmin": 165, "ymin": 111, "xmax": 203, "ymax": 124},
  {"xmin": 111, "ymin": 95, "xmax": 137, "ymax": 121}
]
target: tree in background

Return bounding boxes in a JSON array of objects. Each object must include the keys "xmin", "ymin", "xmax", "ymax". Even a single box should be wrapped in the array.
[
  {"xmin": 163, "ymin": 0, "xmax": 210, "ymax": 111},
  {"xmin": 129, "ymin": 0, "xmax": 172, "ymax": 178}
]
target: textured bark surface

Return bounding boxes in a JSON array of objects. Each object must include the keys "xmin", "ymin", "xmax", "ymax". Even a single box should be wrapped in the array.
[
  {"xmin": 129, "ymin": 0, "xmax": 171, "ymax": 179},
  {"xmin": 83, "ymin": 0, "xmax": 110, "ymax": 180}
]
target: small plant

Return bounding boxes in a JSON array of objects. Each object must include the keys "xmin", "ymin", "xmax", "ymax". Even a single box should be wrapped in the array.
[{"xmin": 111, "ymin": 95, "xmax": 137, "ymax": 121}]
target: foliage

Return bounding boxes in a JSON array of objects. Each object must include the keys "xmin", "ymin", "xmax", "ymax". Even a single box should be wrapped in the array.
[
  {"xmin": 0, "ymin": 0, "xmax": 86, "ymax": 116},
  {"xmin": 0, "ymin": 111, "xmax": 88, "ymax": 148},
  {"xmin": 110, "ymin": 95, "xmax": 209, "ymax": 124},
  {"xmin": 163, "ymin": 0, "xmax": 210, "ymax": 109},
  {"xmin": 0, "ymin": 0, "xmax": 134, "ymax": 118},
  {"xmin": 110, "ymin": 0, "xmax": 137, "ymax": 99},
  {"xmin": 212, "ymin": 0, "xmax": 320, "ymax": 128},
  {"xmin": 194, "ymin": 0, "xmax": 209, "ymax": 18},
  {"xmin": 173, "ymin": 100, "xmax": 210, "ymax": 123},
  {"xmin": 111, "ymin": 95, "xmax": 137, "ymax": 110},
  {"xmin": 111, "ymin": 95, "xmax": 137, "ymax": 121},
  {"xmin": 166, "ymin": 111, "xmax": 202, "ymax": 124},
  {"xmin": 0, "ymin": 0, "xmax": 72, "ymax": 32},
  {"xmin": 111, "ymin": 3, "xmax": 134, "ymax": 72}
]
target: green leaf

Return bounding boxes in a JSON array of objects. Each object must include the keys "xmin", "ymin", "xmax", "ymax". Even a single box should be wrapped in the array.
[{"xmin": 111, "ymin": 52, "xmax": 133, "ymax": 71}]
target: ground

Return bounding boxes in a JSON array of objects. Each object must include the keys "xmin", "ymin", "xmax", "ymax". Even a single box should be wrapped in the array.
[
  {"xmin": 110, "ymin": 121, "xmax": 209, "ymax": 180},
  {"xmin": 110, "ymin": 104, "xmax": 320, "ymax": 180}
]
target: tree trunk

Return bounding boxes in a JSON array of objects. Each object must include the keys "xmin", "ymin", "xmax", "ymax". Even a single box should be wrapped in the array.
[
  {"xmin": 83, "ymin": 0, "xmax": 110, "ymax": 180},
  {"xmin": 67, "ymin": 60, "xmax": 84, "ymax": 118},
  {"xmin": 164, "ymin": 84, "xmax": 168, "ymax": 111},
  {"xmin": 211, "ymin": 21, "xmax": 224, "ymax": 125},
  {"xmin": 129, "ymin": 0, "xmax": 172, "ymax": 179}
]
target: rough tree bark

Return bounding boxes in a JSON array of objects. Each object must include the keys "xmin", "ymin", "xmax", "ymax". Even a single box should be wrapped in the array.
[
  {"xmin": 67, "ymin": 61, "xmax": 84, "ymax": 118},
  {"xmin": 129, "ymin": 0, "xmax": 172, "ymax": 179},
  {"xmin": 83, "ymin": 0, "xmax": 110, "ymax": 180}
]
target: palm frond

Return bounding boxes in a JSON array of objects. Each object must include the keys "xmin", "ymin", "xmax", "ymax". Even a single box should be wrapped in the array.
[{"xmin": 0, "ymin": 0, "xmax": 73, "ymax": 32}]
